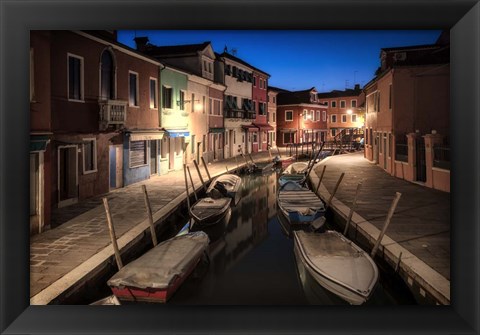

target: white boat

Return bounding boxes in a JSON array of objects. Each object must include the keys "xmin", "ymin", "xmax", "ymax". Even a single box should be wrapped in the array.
[
  {"xmin": 283, "ymin": 162, "xmax": 309, "ymax": 174},
  {"xmin": 90, "ymin": 295, "xmax": 121, "ymax": 305},
  {"xmin": 277, "ymin": 181, "xmax": 326, "ymax": 226},
  {"xmin": 190, "ymin": 197, "xmax": 232, "ymax": 226},
  {"xmin": 207, "ymin": 174, "xmax": 242, "ymax": 205},
  {"xmin": 293, "ymin": 230, "xmax": 379, "ymax": 305}
]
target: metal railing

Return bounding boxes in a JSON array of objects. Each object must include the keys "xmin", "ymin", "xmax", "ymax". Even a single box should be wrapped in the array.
[
  {"xmin": 433, "ymin": 145, "xmax": 450, "ymax": 170},
  {"xmin": 395, "ymin": 143, "xmax": 408, "ymax": 162}
]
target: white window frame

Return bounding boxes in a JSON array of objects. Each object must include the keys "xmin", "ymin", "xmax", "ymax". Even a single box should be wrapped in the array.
[
  {"xmin": 149, "ymin": 77, "xmax": 158, "ymax": 109},
  {"xmin": 209, "ymin": 97, "xmax": 213, "ymax": 115},
  {"xmin": 67, "ymin": 53, "xmax": 85, "ymax": 102},
  {"xmin": 82, "ymin": 138, "xmax": 97, "ymax": 174},
  {"xmin": 162, "ymin": 85, "xmax": 173, "ymax": 110},
  {"xmin": 331, "ymin": 129, "xmax": 337, "ymax": 137},
  {"xmin": 331, "ymin": 114, "xmax": 337, "ymax": 123},
  {"xmin": 285, "ymin": 110, "xmax": 293, "ymax": 122},
  {"xmin": 331, "ymin": 100, "xmax": 337, "ymax": 108},
  {"xmin": 316, "ymin": 110, "xmax": 320, "ymax": 122},
  {"xmin": 128, "ymin": 70, "xmax": 139, "ymax": 107},
  {"xmin": 340, "ymin": 100, "xmax": 346, "ymax": 108},
  {"xmin": 303, "ymin": 109, "xmax": 308, "ymax": 120},
  {"xmin": 178, "ymin": 90, "xmax": 186, "ymax": 111},
  {"xmin": 322, "ymin": 111, "xmax": 327, "ymax": 121},
  {"xmin": 351, "ymin": 114, "xmax": 357, "ymax": 122},
  {"xmin": 341, "ymin": 114, "xmax": 347, "ymax": 123},
  {"xmin": 351, "ymin": 99, "xmax": 357, "ymax": 108},
  {"xmin": 322, "ymin": 101, "xmax": 328, "ymax": 107}
]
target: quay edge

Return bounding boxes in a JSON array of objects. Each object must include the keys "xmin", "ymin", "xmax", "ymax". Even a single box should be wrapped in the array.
[{"xmin": 308, "ymin": 155, "xmax": 450, "ymax": 305}]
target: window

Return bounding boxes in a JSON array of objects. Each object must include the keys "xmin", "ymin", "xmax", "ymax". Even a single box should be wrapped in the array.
[
  {"xmin": 310, "ymin": 93, "xmax": 317, "ymax": 102},
  {"xmin": 352, "ymin": 114, "xmax": 357, "ymax": 122},
  {"xmin": 191, "ymin": 93, "xmax": 195, "ymax": 112},
  {"xmin": 203, "ymin": 96, "xmax": 206, "ymax": 114},
  {"xmin": 341, "ymin": 115, "xmax": 347, "ymax": 123},
  {"xmin": 128, "ymin": 72, "xmax": 138, "ymax": 106},
  {"xmin": 225, "ymin": 131, "xmax": 228, "ymax": 145},
  {"xmin": 331, "ymin": 101, "xmax": 337, "ymax": 108},
  {"xmin": 272, "ymin": 112, "xmax": 276, "ymax": 123},
  {"xmin": 30, "ymin": 48, "xmax": 35, "ymax": 102},
  {"xmin": 214, "ymin": 99, "xmax": 221, "ymax": 115},
  {"xmin": 100, "ymin": 50, "xmax": 115, "ymax": 100},
  {"xmin": 310, "ymin": 110, "xmax": 315, "ymax": 120},
  {"xmin": 191, "ymin": 135, "xmax": 196, "ymax": 154},
  {"xmin": 253, "ymin": 132, "xmax": 258, "ymax": 143},
  {"xmin": 208, "ymin": 98, "xmax": 213, "ymax": 114},
  {"xmin": 179, "ymin": 90, "xmax": 185, "ymax": 110},
  {"xmin": 203, "ymin": 135, "xmax": 206, "ymax": 152},
  {"xmin": 316, "ymin": 110, "xmax": 320, "ymax": 121},
  {"xmin": 340, "ymin": 100, "xmax": 346, "ymax": 108},
  {"xmin": 130, "ymin": 140, "xmax": 147, "ymax": 168},
  {"xmin": 162, "ymin": 86, "xmax": 172, "ymax": 109},
  {"xmin": 259, "ymin": 102, "xmax": 266, "ymax": 115},
  {"xmin": 30, "ymin": 153, "xmax": 39, "ymax": 216},
  {"xmin": 283, "ymin": 133, "xmax": 294, "ymax": 144},
  {"xmin": 285, "ymin": 110, "xmax": 293, "ymax": 121},
  {"xmin": 273, "ymin": 96, "xmax": 276, "ymax": 103},
  {"xmin": 149, "ymin": 78, "xmax": 157, "ymax": 109},
  {"xmin": 322, "ymin": 111, "xmax": 327, "ymax": 121},
  {"xmin": 303, "ymin": 109, "xmax": 308, "ymax": 120},
  {"xmin": 331, "ymin": 114, "xmax": 337, "ymax": 123},
  {"xmin": 322, "ymin": 101, "xmax": 329, "ymax": 107},
  {"xmin": 351, "ymin": 99, "xmax": 357, "ymax": 108},
  {"xmin": 68, "ymin": 54, "xmax": 84, "ymax": 101},
  {"xmin": 82, "ymin": 139, "xmax": 97, "ymax": 173},
  {"xmin": 332, "ymin": 129, "xmax": 337, "ymax": 137}
]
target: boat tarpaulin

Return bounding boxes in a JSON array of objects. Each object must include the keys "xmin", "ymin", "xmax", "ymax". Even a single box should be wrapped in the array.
[{"xmin": 107, "ymin": 232, "xmax": 209, "ymax": 289}]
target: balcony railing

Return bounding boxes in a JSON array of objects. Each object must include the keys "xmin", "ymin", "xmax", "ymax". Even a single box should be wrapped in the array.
[
  {"xmin": 224, "ymin": 109, "xmax": 244, "ymax": 119},
  {"xmin": 99, "ymin": 100, "xmax": 127, "ymax": 130}
]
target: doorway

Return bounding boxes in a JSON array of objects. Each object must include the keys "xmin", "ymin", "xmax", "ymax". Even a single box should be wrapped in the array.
[
  {"xmin": 109, "ymin": 144, "xmax": 123, "ymax": 190},
  {"xmin": 58, "ymin": 145, "xmax": 78, "ymax": 207},
  {"xmin": 150, "ymin": 140, "xmax": 157, "ymax": 175}
]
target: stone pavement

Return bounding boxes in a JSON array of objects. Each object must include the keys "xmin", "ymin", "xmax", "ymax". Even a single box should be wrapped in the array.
[
  {"xmin": 309, "ymin": 152, "xmax": 450, "ymax": 304},
  {"xmin": 30, "ymin": 150, "xmax": 275, "ymax": 304}
]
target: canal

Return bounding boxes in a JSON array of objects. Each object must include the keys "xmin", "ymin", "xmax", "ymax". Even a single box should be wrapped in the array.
[{"xmin": 164, "ymin": 170, "xmax": 417, "ymax": 305}]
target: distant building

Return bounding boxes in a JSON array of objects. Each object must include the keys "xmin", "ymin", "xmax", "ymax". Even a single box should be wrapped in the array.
[
  {"xmin": 267, "ymin": 88, "xmax": 280, "ymax": 148},
  {"xmin": 317, "ymin": 85, "xmax": 365, "ymax": 143},
  {"xmin": 364, "ymin": 31, "xmax": 450, "ymax": 192},
  {"xmin": 252, "ymin": 69, "xmax": 272, "ymax": 152},
  {"xmin": 275, "ymin": 87, "xmax": 328, "ymax": 147}
]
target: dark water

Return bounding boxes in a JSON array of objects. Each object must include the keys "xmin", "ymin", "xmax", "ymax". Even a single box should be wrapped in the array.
[{"xmin": 167, "ymin": 171, "xmax": 417, "ymax": 305}]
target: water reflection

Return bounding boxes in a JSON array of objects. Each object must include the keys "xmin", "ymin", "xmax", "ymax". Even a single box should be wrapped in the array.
[{"xmin": 167, "ymin": 170, "xmax": 415, "ymax": 305}]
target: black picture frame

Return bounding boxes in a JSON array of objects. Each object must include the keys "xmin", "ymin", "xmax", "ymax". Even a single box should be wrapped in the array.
[{"xmin": 1, "ymin": 0, "xmax": 479, "ymax": 334}]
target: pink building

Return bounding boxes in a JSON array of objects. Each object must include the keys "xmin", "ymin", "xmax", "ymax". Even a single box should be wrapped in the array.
[
  {"xmin": 252, "ymin": 70, "xmax": 272, "ymax": 152},
  {"xmin": 364, "ymin": 31, "xmax": 450, "ymax": 192}
]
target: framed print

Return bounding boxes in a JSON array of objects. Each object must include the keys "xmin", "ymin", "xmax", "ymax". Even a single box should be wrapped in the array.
[{"xmin": 1, "ymin": 0, "xmax": 479, "ymax": 334}]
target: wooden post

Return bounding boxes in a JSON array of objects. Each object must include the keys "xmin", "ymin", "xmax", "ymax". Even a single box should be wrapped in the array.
[
  {"xmin": 249, "ymin": 153, "xmax": 255, "ymax": 164},
  {"xmin": 186, "ymin": 166, "xmax": 198, "ymax": 201},
  {"xmin": 395, "ymin": 252, "xmax": 403, "ymax": 273},
  {"xmin": 200, "ymin": 157, "xmax": 212, "ymax": 182},
  {"xmin": 301, "ymin": 142, "xmax": 325, "ymax": 187},
  {"xmin": 326, "ymin": 172, "xmax": 345, "ymax": 210},
  {"xmin": 142, "ymin": 185, "xmax": 158, "ymax": 246},
  {"xmin": 315, "ymin": 165, "xmax": 327, "ymax": 194},
  {"xmin": 103, "ymin": 197, "xmax": 123, "ymax": 270},
  {"xmin": 277, "ymin": 146, "xmax": 281, "ymax": 158},
  {"xmin": 371, "ymin": 192, "xmax": 402, "ymax": 258},
  {"xmin": 183, "ymin": 164, "xmax": 191, "ymax": 211},
  {"xmin": 268, "ymin": 148, "xmax": 272, "ymax": 160},
  {"xmin": 193, "ymin": 160, "xmax": 206, "ymax": 191},
  {"xmin": 343, "ymin": 181, "xmax": 363, "ymax": 236}
]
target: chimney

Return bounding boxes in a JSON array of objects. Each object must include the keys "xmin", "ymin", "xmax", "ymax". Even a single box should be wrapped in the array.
[
  {"xmin": 134, "ymin": 36, "xmax": 149, "ymax": 51},
  {"xmin": 354, "ymin": 84, "xmax": 360, "ymax": 91}
]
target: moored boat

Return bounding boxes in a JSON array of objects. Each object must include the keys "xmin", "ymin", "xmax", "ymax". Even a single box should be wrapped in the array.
[
  {"xmin": 293, "ymin": 230, "xmax": 379, "ymax": 305},
  {"xmin": 252, "ymin": 161, "xmax": 274, "ymax": 174},
  {"xmin": 107, "ymin": 231, "xmax": 210, "ymax": 303},
  {"xmin": 277, "ymin": 181, "xmax": 326, "ymax": 226},
  {"xmin": 190, "ymin": 197, "xmax": 232, "ymax": 226},
  {"xmin": 283, "ymin": 161, "xmax": 309, "ymax": 174},
  {"xmin": 206, "ymin": 174, "xmax": 242, "ymax": 205}
]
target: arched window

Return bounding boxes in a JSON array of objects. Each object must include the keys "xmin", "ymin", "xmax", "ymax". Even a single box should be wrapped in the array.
[{"xmin": 100, "ymin": 50, "xmax": 115, "ymax": 100}]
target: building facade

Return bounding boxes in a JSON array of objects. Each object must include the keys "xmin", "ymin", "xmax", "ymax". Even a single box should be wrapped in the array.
[
  {"xmin": 364, "ymin": 33, "xmax": 450, "ymax": 191},
  {"xmin": 275, "ymin": 87, "xmax": 328, "ymax": 147},
  {"xmin": 267, "ymin": 88, "xmax": 279, "ymax": 148},
  {"xmin": 252, "ymin": 70, "xmax": 272, "ymax": 152}
]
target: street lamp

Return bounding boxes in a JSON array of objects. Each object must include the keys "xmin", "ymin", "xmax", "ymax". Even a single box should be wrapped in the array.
[{"xmin": 347, "ymin": 109, "xmax": 353, "ymax": 115}]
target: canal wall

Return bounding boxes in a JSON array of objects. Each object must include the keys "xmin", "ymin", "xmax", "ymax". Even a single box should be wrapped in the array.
[{"xmin": 308, "ymin": 154, "xmax": 450, "ymax": 305}]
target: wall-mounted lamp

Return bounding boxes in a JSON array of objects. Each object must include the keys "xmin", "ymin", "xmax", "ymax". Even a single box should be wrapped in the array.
[{"xmin": 347, "ymin": 109, "xmax": 353, "ymax": 115}]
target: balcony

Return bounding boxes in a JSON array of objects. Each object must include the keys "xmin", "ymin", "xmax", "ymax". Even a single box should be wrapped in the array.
[
  {"xmin": 99, "ymin": 100, "xmax": 127, "ymax": 130},
  {"xmin": 245, "ymin": 111, "xmax": 256, "ymax": 119},
  {"xmin": 224, "ymin": 109, "xmax": 245, "ymax": 119}
]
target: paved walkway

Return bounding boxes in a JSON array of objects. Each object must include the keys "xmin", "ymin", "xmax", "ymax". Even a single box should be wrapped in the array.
[
  {"xmin": 30, "ymin": 151, "xmax": 275, "ymax": 304},
  {"xmin": 310, "ymin": 152, "xmax": 450, "ymax": 303}
]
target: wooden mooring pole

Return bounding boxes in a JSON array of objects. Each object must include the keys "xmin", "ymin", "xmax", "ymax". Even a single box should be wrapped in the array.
[
  {"xmin": 103, "ymin": 197, "xmax": 123, "ymax": 270},
  {"xmin": 315, "ymin": 165, "xmax": 327, "ymax": 194},
  {"xmin": 193, "ymin": 160, "xmax": 207, "ymax": 191},
  {"xmin": 326, "ymin": 172, "xmax": 345, "ymax": 210},
  {"xmin": 371, "ymin": 192, "xmax": 402, "ymax": 258},
  {"xmin": 200, "ymin": 157, "xmax": 212, "ymax": 182},
  {"xmin": 141, "ymin": 185, "xmax": 158, "ymax": 246},
  {"xmin": 343, "ymin": 181, "xmax": 363, "ymax": 236},
  {"xmin": 183, "ymin": 164, "xmax": 191, "ymax": 211},
  {"xmin": 186, "ymin": 166, "xmax": 198, "ymax": 201}
]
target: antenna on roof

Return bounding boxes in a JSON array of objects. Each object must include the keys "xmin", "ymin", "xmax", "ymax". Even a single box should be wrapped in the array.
[
  {"xmin": 345, "ymin": 80, "xmax": 350, "ymax": 89},
  {"xmin": 231, "ymin": 48, "xmax": 237, "ymax": 56},
  {"xmin": 224, "ymin": 45, "xmax": 228, "ymax": 53}
]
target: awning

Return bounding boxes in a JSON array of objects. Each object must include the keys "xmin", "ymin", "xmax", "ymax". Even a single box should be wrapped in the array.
[
  {"xmin": 209, "ymin": 127, "xmax": 225, "ymax": 134},
  {"xmin": 30, "ymin": 135, "xmax": 50, "ymax": 152},
  {"xmin": 165, "ymin": 129, "xmax": 190, "ymax": 138},
  {"xmin": 241, "ymin": 125, "xmax": 259, "ymax": 132},
  {"xmin": 253, "ymin": 123, "xmax": 274, "ymax": 131},
  {"xmin": 279, "ymin": 129, "xmax": 298, "ymax": 133},
  {"xmin": 128, "ymin": 130, "xmax": 165, "ymax": 141}
]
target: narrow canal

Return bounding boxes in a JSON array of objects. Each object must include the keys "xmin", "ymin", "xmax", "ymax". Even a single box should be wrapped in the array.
[{"xmin": 165, "ymin": 170, "xmax": 417, "ymax": 305}]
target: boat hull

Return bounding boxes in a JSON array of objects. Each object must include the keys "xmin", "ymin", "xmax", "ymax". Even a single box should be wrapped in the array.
[
  {"xmin": 190, "ymin": 197, "xmax": 232, "ymax": 227},
  {"xmin": 206, "ymin": 174, "xmax": 242, "ymax": 206},
  {"xmin": 293, "ymin": 230, "xmax": 378, "ymax": 305}
]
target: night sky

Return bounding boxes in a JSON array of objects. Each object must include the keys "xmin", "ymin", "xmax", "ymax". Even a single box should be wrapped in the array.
[{"xmin": 117, "ymin": 30, "xmax": 442, "ymax": 92}]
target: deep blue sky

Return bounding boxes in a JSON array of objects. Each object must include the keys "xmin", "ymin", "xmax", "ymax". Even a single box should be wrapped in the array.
[{"xmin": 118, "ymin": 30, "xmax": 442, "ymax": 92}]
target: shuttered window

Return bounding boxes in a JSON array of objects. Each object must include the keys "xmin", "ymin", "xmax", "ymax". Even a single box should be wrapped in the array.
[{"xmin": 130, "ymin": 140, "xmax": 147, "ymax": 168}]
